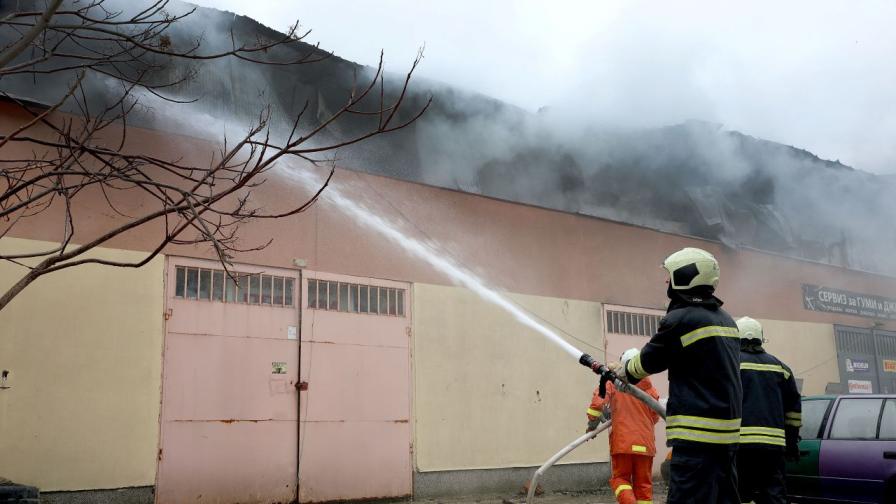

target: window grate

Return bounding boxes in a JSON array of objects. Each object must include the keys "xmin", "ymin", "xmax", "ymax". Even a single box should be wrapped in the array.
[
  {"xmin": 606, "ymin": 309, "xmax": 662, "ymax": 337},
  {"xmin": 835, "ymin": 327, "xmax": 875, "ymax": 355},
  {"xmin": 307, "ymin": 278, "xmax": 406, "ymax": 317},
  {"xmin": 174, "ymin": 266, "xmax": 295, "ymax": 307}
]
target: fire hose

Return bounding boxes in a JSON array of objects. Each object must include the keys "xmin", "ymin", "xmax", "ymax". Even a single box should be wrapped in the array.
[
  {"xmin": 525, "ymin": 420, "xmax": 612, "ymax": 504},
  {"xmin": 525, "ymin": 355, "xmax": 667, "ymax": 504},
  {"xmin": 578, "ymin": 353, "xmax": 666, "ymax": 420}
]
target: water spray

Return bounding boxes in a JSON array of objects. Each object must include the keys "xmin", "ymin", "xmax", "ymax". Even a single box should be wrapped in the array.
[{"xmin": 279, "ymin": 164, "xmax": 666, "ymax": 420}]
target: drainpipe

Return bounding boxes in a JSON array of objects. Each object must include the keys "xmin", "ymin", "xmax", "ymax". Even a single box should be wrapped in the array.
[{"xmin": 295, "ymin": 267, "xmax": 304, "ymax": 503}]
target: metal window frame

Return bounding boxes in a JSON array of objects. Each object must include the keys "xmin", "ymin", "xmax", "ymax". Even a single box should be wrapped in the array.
[
  {"xmin": 603, "ymin": 304, "xmax": 665, "ymax": 337},
  {"xmin": 304, "ymin": 277, "xmax": 407, "ymax": 318},
  {"xmin": 172, "ymin": 264, "xmax": 295, "ymax": 309},
  {"xmin": 175, "ymin": 266, "xmax": 186, "ymax": 298}
]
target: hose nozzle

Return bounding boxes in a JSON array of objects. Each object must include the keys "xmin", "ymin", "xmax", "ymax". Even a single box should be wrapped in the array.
[{"xmin": 578, "ymin": 353, "xmax": 596, "ymax": 369}]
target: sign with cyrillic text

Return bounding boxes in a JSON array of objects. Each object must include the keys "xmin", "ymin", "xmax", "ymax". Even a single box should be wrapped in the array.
[{"xmin": 802, "ymin": 284, "xmax": 896, "ymax": 320}]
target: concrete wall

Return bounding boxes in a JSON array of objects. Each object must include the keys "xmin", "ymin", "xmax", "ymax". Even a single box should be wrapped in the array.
[
  {"xmin": 0, "ymin": 237, "xmax": 164, "ymax": 491},
  {"xmin": 755, "ymin": 319, "xmax": 840, "ymax": 396},
  {"xmin": 412, "ymin": 283, "xmax": 608, "ymax": 472}
]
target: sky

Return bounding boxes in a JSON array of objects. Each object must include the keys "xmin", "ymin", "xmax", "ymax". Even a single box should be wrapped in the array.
[{"xmin": 192, "ymin": 1, "xmax": 896, "ymax": 174}]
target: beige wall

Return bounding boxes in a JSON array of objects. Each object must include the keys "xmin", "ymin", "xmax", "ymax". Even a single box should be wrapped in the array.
[
  {"xmin": 0, "ymin": 238, "xmax": 164, "ymax": 490},
  {"xmin": 755, "ymin": 318, "xmax": 840, "ymax": 396},
  {"xmin": 412, "ymin": 283, "xmax": 608, "ymax": 471}
]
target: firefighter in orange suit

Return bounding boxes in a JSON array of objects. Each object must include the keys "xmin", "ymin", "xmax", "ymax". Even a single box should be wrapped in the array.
[{"xmin": 587, "ymin": 348, "xmax": 661, "ymax": 504}]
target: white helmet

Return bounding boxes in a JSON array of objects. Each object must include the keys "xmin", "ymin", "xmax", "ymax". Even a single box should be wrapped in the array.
[
  {"xmin": 663, "ymin": 247, "xmax": 720, "ymax": 290},
  {"xmin": 621, "ymin": 347, "xmax": 640, "ymax": 362},
  {"xmin": 736, "ymin": 316, "xmax": 764, "ymax": 342}
]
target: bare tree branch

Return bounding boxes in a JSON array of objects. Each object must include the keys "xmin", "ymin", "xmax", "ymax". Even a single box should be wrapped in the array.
[
  {"xmin": 0, "ymin": 0, "xmax": 430, "ymax": 311},
  {"xmin": 0, "ymin": 0, "xmax": 63, "ymax": 69}
]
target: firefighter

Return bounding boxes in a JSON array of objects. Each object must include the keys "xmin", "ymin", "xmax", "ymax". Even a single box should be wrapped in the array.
[
  {"xmin": 736, "ymin": 316, "xmax": 802, "ymax": 504},
  {"xmin": 587, "ymin": 348, "xmax": 661, "ymax": 504},
  {"xmin": 611, "ymin": 247, "xmax": 743, "ymax": 504}
]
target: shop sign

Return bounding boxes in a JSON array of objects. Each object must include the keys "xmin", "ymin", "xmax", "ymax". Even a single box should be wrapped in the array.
[
  {"xmin": 845, "ymin": 358, "xmax": 870, "ymax": 373},
  {"xmin": 802, "ymin": 284, "xmax": 896, "ymax": 320},
  {"xmin": 884, "ymin": 359, "xmax": 896, "ymax": 373},
  {"xmin": 848, "ymin": 380, "xmax": 873, "ymax": 394}
]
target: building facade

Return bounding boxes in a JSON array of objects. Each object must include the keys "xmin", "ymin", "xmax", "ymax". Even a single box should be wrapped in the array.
[{"xmin": 2, "ymin": 101, "xmax": 896, "ymax": 503}]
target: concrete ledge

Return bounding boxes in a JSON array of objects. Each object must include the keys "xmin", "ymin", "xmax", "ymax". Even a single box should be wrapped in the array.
[
  {"xmin": 40, "ymin": 487, "xmax": 153, "ymax": 504},
  {"xmin": 413, "ymin": 462, "xmax": 610, "ymax": 499}
]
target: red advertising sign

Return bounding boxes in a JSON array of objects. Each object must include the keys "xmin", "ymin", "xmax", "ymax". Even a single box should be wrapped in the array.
[
  {"xmin": 884, "ymin": 359, "xmax": 896, "ymax": 373},
  {"xmin": 848, "ymin": 380, "xmax": 873, "ymax": 394}
]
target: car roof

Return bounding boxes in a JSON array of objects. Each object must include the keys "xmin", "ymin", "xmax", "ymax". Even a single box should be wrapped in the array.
[{"xmin": 803, "ymin": 394, "xmax": 896, "ymax": 400}]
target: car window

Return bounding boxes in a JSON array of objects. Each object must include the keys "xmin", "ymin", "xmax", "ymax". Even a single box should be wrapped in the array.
[
  {"xmin": 880, "ymin": 400, "xmax": 896, "ymax": 439},
  {"xmin": 800, "ymin": 399, "xmax": 831, "ymax": 439},
  {"xmin": 830, "ymin": 398, "xmax": 884, "ymax": 439}
]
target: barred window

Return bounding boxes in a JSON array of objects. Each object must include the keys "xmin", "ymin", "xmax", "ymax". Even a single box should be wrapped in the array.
[
  {"xmin": 307, "ymin": 278, "xmax": 406, "ymax": 317},
  {"xmin": 174, "ymin": 266, "xmax": 294, "ymax": 307},
  {"xmin": 606, "ymin": 309, "xmax": 662, "ymax": 337}
]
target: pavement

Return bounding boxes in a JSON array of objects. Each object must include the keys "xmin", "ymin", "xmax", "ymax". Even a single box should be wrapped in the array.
[{"xmin": 395, "ymin": 484, "xmax": 668, "ymax": 504}]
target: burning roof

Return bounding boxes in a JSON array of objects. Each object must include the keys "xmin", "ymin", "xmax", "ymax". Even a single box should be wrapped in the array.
[{"xmin": 2, "ymin": 0, "xmax": 894, "ymax": 275}]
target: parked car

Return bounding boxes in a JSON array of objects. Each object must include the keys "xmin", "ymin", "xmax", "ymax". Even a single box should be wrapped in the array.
[{"xmin": 787, "ymin": 394, "xmax": 896, "ymax": 503}]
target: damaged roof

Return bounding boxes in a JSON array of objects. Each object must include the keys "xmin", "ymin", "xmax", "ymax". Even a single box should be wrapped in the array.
[{"xmin": 2, "ymin": 0, "xmax": 894, "ymax": 275}]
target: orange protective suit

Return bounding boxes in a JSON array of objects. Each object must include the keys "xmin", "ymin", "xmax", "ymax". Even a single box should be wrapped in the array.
[{"xmin": 587, "ymin": 378, "xmax": 660, "ymax": 504}]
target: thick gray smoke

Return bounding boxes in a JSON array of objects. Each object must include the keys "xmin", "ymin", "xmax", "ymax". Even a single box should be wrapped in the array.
[
  {"xmin": 3, "ymin": 0, "xmax": 894, "ymax": 276},
  {"xmin": 412, "ymin": 100, "xmax": 896, "ymax": 275}
]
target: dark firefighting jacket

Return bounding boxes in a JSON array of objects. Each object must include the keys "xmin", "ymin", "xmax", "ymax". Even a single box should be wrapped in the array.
[
  {"xmin": 624, "ymin": 289, "xmax": 743, "ymax": 448},
  {"xmin": 739, "ymin": 343, "xmax": 802, "ymax": 453}
]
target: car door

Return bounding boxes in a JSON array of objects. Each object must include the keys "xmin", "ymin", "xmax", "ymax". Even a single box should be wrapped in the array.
[
  {"xmin": 786, "ymin": 397, "xmax": 833, "ymax": 501},
  {"xmin": 877, "ymin": 399, "xmax": 896, "ymax": 502},
  {"xmin": 819, "ymin": 397, "xmax": 885, "ymax": 503}
]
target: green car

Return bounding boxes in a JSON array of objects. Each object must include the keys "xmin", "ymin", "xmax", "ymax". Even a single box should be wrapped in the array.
[
  {"xmin": 659, "ymin": 395, "xmax": 896, "ymax": 502},
  {"xmin": 786, "ymin": 394, "xmax": 896, "ymax": 503}
]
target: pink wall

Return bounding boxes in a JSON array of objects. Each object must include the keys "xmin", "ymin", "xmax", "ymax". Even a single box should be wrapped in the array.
[{"xmin": 4, "ymin": 100, "xmax": 895, "ymax": 333}]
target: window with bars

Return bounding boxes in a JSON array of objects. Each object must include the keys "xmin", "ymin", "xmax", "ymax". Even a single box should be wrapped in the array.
[
  {"xmin": 307, "ymin": 278, "xmax": 405, "ymax": 317},
  {"xmin": 606, "ymin": 309, "xmax": 662, "ymax": 337},
  {"xmin": 174, "ymin": 266, "xmax": 295, "ymax": 307}
]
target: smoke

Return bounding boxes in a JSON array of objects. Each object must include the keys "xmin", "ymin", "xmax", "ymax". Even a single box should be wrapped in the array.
[
  {"xmin": 195, "ymin": 0, "xmax": 896, "ymax": 175},
  {"xmin": 4, "ymin": 0, "xmax": 895, "ymax": 276},
  {"xmin": 404, "ymin": 93, "xmax": 896, "ymax": 275}
]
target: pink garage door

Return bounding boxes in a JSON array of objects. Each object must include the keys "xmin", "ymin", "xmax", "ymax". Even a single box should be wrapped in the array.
[
  {"xmin": 604, "ymin": 304, "xmax": 670, "ymax": 475},
  {"xmin": 299, "ymin": 272, "xmax": 412, "ymax": 502},
  {"xmin": 156, "ymin": 258, "xmax": 301, "ymax": 504}
]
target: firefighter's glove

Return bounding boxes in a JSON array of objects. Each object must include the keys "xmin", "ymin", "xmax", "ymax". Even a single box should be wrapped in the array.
[
  {"xmin": 586, "ymin": 418, "xmax": 601, "ymax": 432},
  {"xmin": 598, "ymin": 373, "xmax": 610, "ymax": 398},
  {"xmin": 607, "ymin": 361, "xmax": 629, "ymax": 384}
]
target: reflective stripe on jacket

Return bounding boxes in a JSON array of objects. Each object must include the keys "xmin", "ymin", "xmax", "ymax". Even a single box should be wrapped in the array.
[
  {"xmin": 624, "ymin": 294, "xmax": 742, "ymax": 448},
  {"xmin": 588, "ymin": 378, "xmax": 660, "ymax": 456},
  {"xmin": 740, "ymin": 347, "xmax": 802, "ymax": 450}
]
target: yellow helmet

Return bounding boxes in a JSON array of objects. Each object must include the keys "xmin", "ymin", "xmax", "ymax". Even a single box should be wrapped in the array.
[
  {"xmin": 662, "ymin": 247, "xmax": 720, "ymax": 290},
  {"xmin": 736, "ymin": 316, "xmax": 764, "ymax": 341}
]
